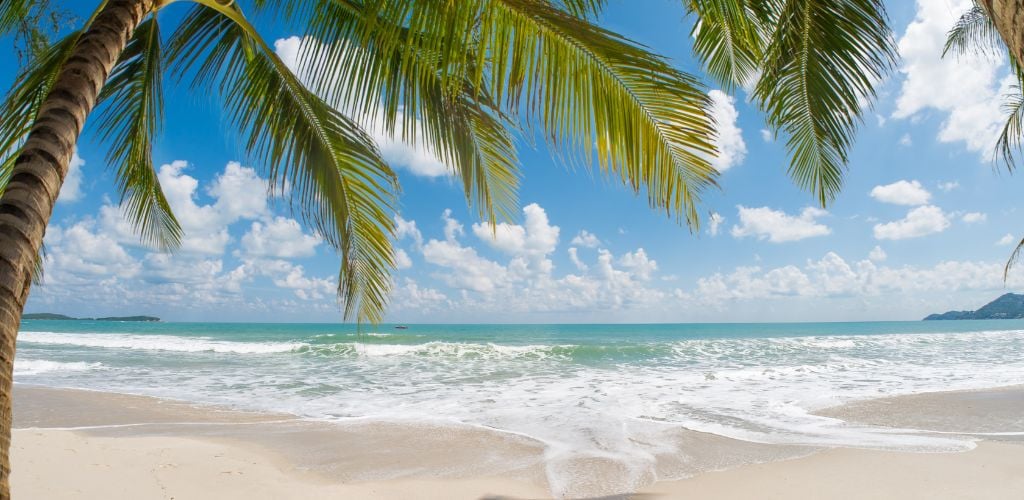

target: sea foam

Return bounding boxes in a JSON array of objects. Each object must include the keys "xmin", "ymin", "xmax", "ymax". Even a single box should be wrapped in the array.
[
  {"xmin": 14, "ymin": 359, "xmax": 105, "ymax": 376},
  {"xmin": 14, "ymin": 323, "xmax": 1024, "ymax": 494},
  {"xmin": 19, "ymin": 331, "xmax": 303, "ymax": 354}
]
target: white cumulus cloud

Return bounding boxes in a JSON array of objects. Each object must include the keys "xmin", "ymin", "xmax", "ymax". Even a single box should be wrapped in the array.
[
  {"xmin": 706, "ymin": 90, "xmax": 746, "ymax": 171},
  {"xmin": 43, "ymin": 222, "xmax": 140, "ymax": 281},
  {"xmin": 869, "ymin": 180, "xmax": 932, "ymax": 206},
  {"xmin": 472, "ymin": 203, "xmax": 560, "ymax": 269},
  {"xmin": 893, "ymin": 0, "xmax": 1010, "ymax": 157},
  {"xmin": 961, "ymin": 212, "xmax": 987, "ymax": 224},
  {"xmin": 731, "ymin": 206, "xmax": 831, "ymax": 243},
  {"xmin": 394, "ymin": 214, "xmax": 424, "ymax": 249},
  {"xmin": 275, "ymin": 36, "xmax": 449, "ymax": 177},
  {"xmin": 568, "ymin": 247, "xmax": 588, "ymax": 271},
  {"xmin": 708, "ymin": 212, "xmax": 724, "ymax": 237},
  {"xmin": 873, "ymin": 205, "xmax": 950, "ymax": 240},
  {"xmin": 394, "ymin": 249, "xmax": 413, "ymax": 270},
  {"xmin": 57, "ymin": 150, "xmax": 85, "ymax": 203},
  {"xmin": 694, "ymin": 252, "xmax": 1024, "ymax": 306},
  {"xmin": 619, "ymin": 248, "xmax": 657, "ymax": 280},
  {"xmin": 241, "ymin": 216, "xmax": 320, "ymax": 259},
  {"xmin": 158, "ymin": 161, "xmax": 268, "ymax": 255},
  {"xmin": 570, "ymin": 230, "xmax": 600, "ymax": 248}
]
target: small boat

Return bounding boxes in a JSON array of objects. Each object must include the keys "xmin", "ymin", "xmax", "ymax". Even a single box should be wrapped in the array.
[{"xmin": 394, "ymin": 325, "xmax": 409, "ymax": 330}]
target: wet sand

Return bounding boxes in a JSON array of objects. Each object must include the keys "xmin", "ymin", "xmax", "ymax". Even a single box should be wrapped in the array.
[{"xmin": 816, "ymin": 384, "xmax": 1024, "ymax": 436}]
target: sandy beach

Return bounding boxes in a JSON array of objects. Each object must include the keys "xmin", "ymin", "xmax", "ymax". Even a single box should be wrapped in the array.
[{"xmin": 11, "ymin": 384, "xmax": 1024, "ymax": 499}]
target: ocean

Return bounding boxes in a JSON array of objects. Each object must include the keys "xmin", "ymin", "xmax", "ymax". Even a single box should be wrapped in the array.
[{"xmin": 14, "ymin": 319, "xmax": 1024, "ymax": 478}]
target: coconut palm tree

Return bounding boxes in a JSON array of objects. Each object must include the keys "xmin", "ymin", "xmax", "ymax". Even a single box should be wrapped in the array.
[
  {"xmin": 0, "ymin": 0, "xmax": 722, "ymax": 493},
  {"xmin": 686, "ymin": 0, "xmax": 1024, "ymax": 273},
  {"xmin": 941, "ymin": 1, "xmax": 1024, "ymax": 273}
]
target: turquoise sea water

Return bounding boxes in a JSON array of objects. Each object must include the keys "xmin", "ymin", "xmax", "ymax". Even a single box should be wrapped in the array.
[{"xmin": 14, "ymin": 319, "xmax": 1024, "ymax": 481}]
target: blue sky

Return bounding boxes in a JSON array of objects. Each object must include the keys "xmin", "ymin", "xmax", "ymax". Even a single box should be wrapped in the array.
[{"xmin": 8, "ymin": 0, "xmax": 1024, "ymax": 322}]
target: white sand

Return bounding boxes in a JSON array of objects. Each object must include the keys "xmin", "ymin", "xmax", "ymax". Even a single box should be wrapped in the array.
[
  {"xmin": 643, "ymin": 442, "xmax": 1024, "ymax": 499},
  {"xmin": 12, "ymin": 384, "xmax": 1024, "ymax": 499},
  {"xmin": 11, "ymin": 429, "xmax": 547, "ymax": 500},
  {"xmin": 13, "ymin": 429, "xmax": 1024, "ymax": 499}
]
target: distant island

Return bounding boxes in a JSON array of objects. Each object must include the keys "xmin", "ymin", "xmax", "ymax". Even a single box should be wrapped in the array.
[
  {"xmin": 924, "ymin": 293, "xmax": 1024, "ymax": 320},
  {"xmin": 23, "ymin": 313, "xmax": 160, "ymax": 322}
]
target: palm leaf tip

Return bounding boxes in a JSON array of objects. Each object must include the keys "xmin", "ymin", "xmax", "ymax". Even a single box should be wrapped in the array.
[
  {"xmin": 0, "ymin": 0, "xmax": 33, "ymax": 35},
  {"xmin": 0, "ymin": 28, "xmax": 87, "ymax": 198},
  {"xmin": 94, "ymin": 16, "xmax": 184, "ymax": 251},
  {"xmin": 497, "ymin": 0, "xmax": 719, "ymax": 228},
  {"xmin": 687, "ymin": 0, "xmax": 769, "ymax": 93},
  {"xmin": 297, "ymin": 0, "xmax": 720, "ymax": 230},
  {"xmin": 1006, "ymin": 234, "xmax": 1024, "ymax": 281},
  {"xmin": 169, "ymin": 3, "xmax": 398, "ymax": 323},
  {"xmin": 995, "ymin": 81, "xmax": 1024, "ymax": 172},
  {"xmin": 943, "ymin": 4, "xmax": 1001, "ymax": 59},
  {"xmin": 752, "ymin": 0, "xmax": 896, "ymax": 206}
]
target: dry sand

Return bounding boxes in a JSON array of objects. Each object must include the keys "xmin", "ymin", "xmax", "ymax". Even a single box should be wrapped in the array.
[
  {"xmin": 12, "ymin": 429, "xmax": 547, "ymax": 500},
  {"xmin": 11, "ymin": 385, "xmax": 1024, "ymax": 499},
  {"xmin": 644, "ymin": 442, "xmax": 1024, "ymax": 499}
]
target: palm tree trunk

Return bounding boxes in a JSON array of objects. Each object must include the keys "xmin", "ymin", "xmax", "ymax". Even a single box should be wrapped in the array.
[
  {"xmin": 0, "ymin": 0, "xmax": 153, "ymax": 496},
  {"xmin": 983, "ymin": 1, "xmax": 1024, "ymax": 67}
]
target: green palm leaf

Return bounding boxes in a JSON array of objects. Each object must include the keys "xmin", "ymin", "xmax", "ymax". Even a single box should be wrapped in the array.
[
  {"xmin": 1006, "ymin": 230, "xmax": 1024, "ymax": 280},
  {"xmin": 281, "ymin": 3, "xmax": 522, "ymax": 223},
  {"xmin": 0, "ymin": 0, "xmax": 34, "ymax": 35},
  {"xmin": 995, "ymin": 79, "xmax": 1024, "ymax": 172},
  {"xmin": 686, "ymin": 0, "xmax": 770, "ymax": 92},
  {"xmin": 556, "ymin": 0, "xmax": 607, "ymax": 19},
  {"xmin": 168, "ymin": 3, "xmax": 397, "ymax": 323},
  {"xmin": 754, "ymin": 0, "xmax": 896, "ymax": 206},
  {"xmin": 416, "ymin": 74, "xmax": 522, "ymax": 223},
  {"xmin": 944, "ymin": 2, "xmax": 1002, "ymax": 59},
  {"xmin": 93, "ymin": 16, "xmax": 183, "ymax": 251},
  {"xmin": 0, "ymin": 30, "xmax": 82, "ymax": 192},
  {"xmin": 293, "ymin": 0, "xmax": 717, "ymax": 228}
]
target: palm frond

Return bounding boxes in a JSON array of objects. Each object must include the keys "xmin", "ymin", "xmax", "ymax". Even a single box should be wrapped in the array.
[
  {"xmin": 93, "ymin": 16, "xmax": 183, "ymax": 251},
  {"xmin": 995, "ymin": 79, "xmax": 1024, "ymax": 172},
  {"xmin": 0, "ymin": 30, "xmax": 82, "ymax": 193},
  {"xmin": 31, "ymin": 243, "xmax": 45, "ymax": 285},
  {"xmin": 557, "ymin": 0, "xmax": 607, "ymax": 19},
  {"xmin": 686, "ymin": 0, "xmax": 770, "ymax": 92},
  {"xmin": 944, "ymin": 3, "xmax": 1002, "ymax": 59},
  {"xmin": 445, "ymin": 88, "xmax": 521, "ymax": 223},
  {"xmin": 283, "ymin": 3, "xmax": 522, "ymax": 223},
  {"xmin": 168, "ymin": 3, "xmax": 397, "ymax": 323},
  {"xmin": 0, "ymin": 0, "xmax": 34, "ymax": 35},
  {"xmin": 1006, "ymin": 233, "xmax": 1024, "ymax": 280},
  {"xmin": 296, "ymin": 0, "xmax": 718, "ymax": 229},
  {"xmin": 754, "ymin": 0, "xmax": 896, "ymax": 206}
]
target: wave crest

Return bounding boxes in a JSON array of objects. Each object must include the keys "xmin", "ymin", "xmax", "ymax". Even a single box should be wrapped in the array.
[
  {"xmin": 19, "ymin": 332, "xmax": 304, "ymax": 354},
  {"xmin": 15, "ymin": 359, "xmax": 106, "ymax": 376}
]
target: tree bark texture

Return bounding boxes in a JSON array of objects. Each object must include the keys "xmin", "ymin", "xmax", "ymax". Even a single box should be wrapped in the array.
[
  {"xmin": 983, "ymin": 0, "xmax": 1024, "ymax": 67},
  {"xmin": 0, "ymin": 0, "xmax": 153, "ymax": 497}
]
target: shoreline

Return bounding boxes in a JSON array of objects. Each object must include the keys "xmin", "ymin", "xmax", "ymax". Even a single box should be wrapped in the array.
[{"xmin": 12, "ymin": 383, "xmax": 1024, "ymax": 498}]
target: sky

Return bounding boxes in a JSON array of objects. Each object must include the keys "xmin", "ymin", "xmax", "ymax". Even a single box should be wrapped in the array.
[{"xmin": 7, "ymin": 0, "xmax": 1024, "ymax": 323}]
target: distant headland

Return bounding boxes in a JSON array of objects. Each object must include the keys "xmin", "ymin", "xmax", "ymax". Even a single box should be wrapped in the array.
[
  {"xmin": 23, "ymin": 313, "xmax": 161, "ymax": 322},
  {"xmin": 924, "ymin": 293, "xmax": 1024, "ymax": 320}
]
